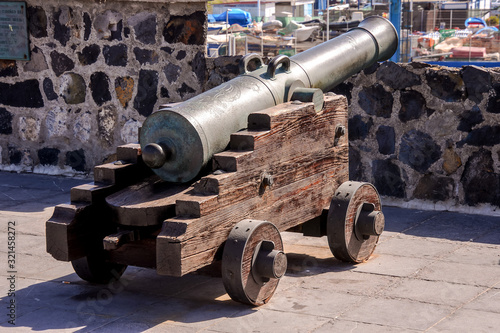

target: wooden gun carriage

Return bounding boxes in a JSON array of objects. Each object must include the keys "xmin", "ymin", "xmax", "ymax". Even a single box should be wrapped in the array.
[{"xmin": 46, "ymin": 16, "xmax": 396, "ymax": 305}]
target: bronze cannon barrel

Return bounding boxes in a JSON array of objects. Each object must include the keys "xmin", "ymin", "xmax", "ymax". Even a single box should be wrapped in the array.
[{"xmin": 140, "ymin": 16, "xmax": 398, "ymax": 182}]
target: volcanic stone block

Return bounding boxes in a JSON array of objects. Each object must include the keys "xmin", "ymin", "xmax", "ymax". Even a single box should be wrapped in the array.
[
  {"xmin": 176, "ymin": 50, "xmax": 187, "ymax": 60},
  {"xmin": 331, "ymin": 81, "xmax": 353, "ymax": 105},
  {"xmin": 425, "ymin": 69, "xmax": 465, "ymax": 102},
  {"xmin": 164, "ymin": 63, "xmax": 181, "ymax": 84},
  {"xmin": 358, "ymin": 83, "xmax": 393, "ymax": 118},
  {"xmin": 349, "ymin": 146, "xmax": 363, "ymax": 181},
  {"xmin": 9, "ymin": 148, "xmax": 22, "ymax": 164},
  {"xmin": 66, "ymin": 149, "xmax": 86, "ymax": 172},
  {"xmin": 414, "ymin": 174, "xmax": 454, "ymax": 202},
  {"xmin": 98, "ymin": 105, "xmax": 117, "ymax": 146},
  {"xmin": 363, "ymin": 62, "xmax": 380, "ymax": 75},
  {"xmin": 91, "ymin": 72, "xmax": 112, "ymax": 106},
  {"xmin": 0, "ymin": 80, "xmax": 44, "ymax": 108},
  {"xmin": 192, "ymin": 51, "xmax": 206, "ymax": 84},
  {"xmin": 161, "ymin": 46, "xmax": 173, "ymax": 55},
  {"xmin": 163, "ymin": 11, "xmax": 206, "ymax": 45},
  {"xmin": 348, "ymin": 115, "xmax": 373, "ymax": 141},
  {"xmin": 376, "ymin": 62, "xmax": 421, "ymax": 90},
  {"xmin": 43, "ymin": 78, "xmax": 58, "ymax": 101},
  {"xmin": 61, "ymin": 73, "xmax": 86, "ymax": 105},
  {"xmin": 53, "ymin": 6, "xmax": 73, "ymax": 46},
  {"xmin": 128, "ymin": 12, "xmax": 157, "ymax": 44},
  {"xmin": 458, "ymin": 125, "xmax": 500, "ymax": 147},
  {"xmin": 442, "ymin": 146, "xmax": 462, "ymax": 175},
  {"xmin": 0, "ymin": 108, "xmax": 13, "ymax": 135},
  {"xmin": 78, "ymin": 45, "xmax": 100, "ymax": 65},
  {"xmin": 121, "ymin": 119, "xmax": 140, "ymax": 143},
  {"xmin": 178, "ymin": 83, "xmax": 196, "ymax": 99},
  {"xmin": 461, "ymin": 66, "xmax": 492, "ymax": 103},
  {"xmin": 399, "ymin": 90, "xmax": 429, "ymax": 122},
  {"xmin": 134, "ymin": 70, "xmax": 158, "ymax": 117},
  {"xmin": 160, "ymin": 87, "xmax": 170, "ymax": 98},
  {"xmin": 38, "ymin": 148, "xmax": 60, "ymax": 166},
  {"xmin": 19, "ymin": 117, "xmax": 40, "ymax": 141},
  {"xmin": 27, "ymin": 6, "xmax": 47, "ymax": 38},
  {"xmin": 133, "ymin": 48, "xmax": 159, "ymax": 65},
  {"xmin": 399, "ymin": 130, "xmax": 441, "ymax": 173},
  {"xmin": 486, "ymin": 83, "xmax": 500, "ymax": 114},
  {"xmin": 372, "ymin": 159, "xmax": 405, "ymax": 198},
  {"xmin": 376, "ymin": 125, "xmax": 395, "ymax": 155},
  {"xmin": 50, "ymin": 51, "xmax": 75, "ymax": 76},
  {"xmin": 0, "ymin": 60, "xmax": 18, "ymax": 77},
  {"xmin": 94, "ymin": 10, "xmax": 123, "ymax": 40},
  {"xmin": 461, "ymin": 149, "xmax": 500, "ymax": 206},
  {"xmin": 457, "ymin": 106, "xmax": 484, "ymax": 132},
  {"xmin": 73, "ymin": 111, "xmax": 92, "ymax": 143},
  {"xmin": 46, "ymin": 107, "xmax": 68, "ymax": 137},
  {"xmin": 115, "ymin": 77, "xmax": 134, "ymax": 108},
  {"xmin": 84, "ymin": 12, "xmax": 92, "ymax": 41},
  {"xmin": 103, "ymin": 44, "xmax": 128, "ymax": 67},
  {"xmin": 23, "ymin": 47, "xmax": 47, "ymax": 72}
]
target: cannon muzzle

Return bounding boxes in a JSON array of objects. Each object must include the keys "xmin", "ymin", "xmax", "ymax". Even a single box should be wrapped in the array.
[{"xmin": 140, "ymin": 16, "xmax": 398, "ymax": 182}]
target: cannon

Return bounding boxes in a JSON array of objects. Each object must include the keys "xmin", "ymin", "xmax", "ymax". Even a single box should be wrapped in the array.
[{"xmin": 46, "ymin": 16, "xmax": 398, "ymax": 305}]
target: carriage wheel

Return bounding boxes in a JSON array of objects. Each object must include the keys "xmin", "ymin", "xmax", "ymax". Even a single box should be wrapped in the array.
[
  {"xmin": 327, "ymin": 181, "xmax": 385, "ymax": 263},
  {"xmin": 222, "ymin": 219, "xmax": 287, "ymax": 306},
  {"xmin": 71, "ymin": 254, "xmax": 127, "ymax": 284}
]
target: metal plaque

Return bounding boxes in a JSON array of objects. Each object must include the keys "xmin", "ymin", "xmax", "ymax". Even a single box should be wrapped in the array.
[{"xmin": 0, "ymin": 1, "xmax": 29, "ymax": 61}]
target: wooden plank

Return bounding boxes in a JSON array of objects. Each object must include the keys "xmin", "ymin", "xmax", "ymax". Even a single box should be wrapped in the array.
[
  {"xmin": 176, "ymin": 95, "xmax": 348, "ymax": 217},
  {"xmin": 116, "ymin": 143, "xmax": 141, "ymax": 163},
  {"xmin": 156, "ymin": 95, "xmax": 349, "ymax": 276},
  {"xmin": 105, "ymin": 176, "xmax": 191, "ymax": 226},
  {"xmin": 70, "ymin": 182, "xmax": 115, "ymax": 203}
]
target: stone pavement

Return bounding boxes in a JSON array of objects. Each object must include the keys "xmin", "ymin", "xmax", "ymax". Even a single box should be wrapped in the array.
[{"xmin": 0, "ymin": 171, "xmax": 499, "ymax": 332}]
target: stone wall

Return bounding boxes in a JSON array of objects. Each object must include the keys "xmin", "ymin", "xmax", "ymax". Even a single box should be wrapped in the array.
[
  {"xmin": 0, "ymin": 0, "xmax": 231, "ymax": 175},
  {"xmin": 332, "ymin": 62, "xmax": 500, "ymax": 214},
  {"xmin": 1, "ymin": 1, "xmax": 499, "ymax": 214}
]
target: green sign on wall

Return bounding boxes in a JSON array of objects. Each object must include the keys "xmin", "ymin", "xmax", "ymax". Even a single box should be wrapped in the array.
[{"xmin": 0, "ymin": 1, "xmax": 29, "ymax": 61}]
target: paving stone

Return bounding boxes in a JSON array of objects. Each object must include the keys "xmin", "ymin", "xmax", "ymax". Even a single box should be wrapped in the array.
[
  {"xmin": 404, "ymin": 210, "xmax": 500, "ymax": 242},
  {"xmin": 440, "ymin": 243, "xmax": 500, "ymax": 266},
  {"xmin": 208, "ymin": 308, "xmax": 329, "ymax": 333},
  {"xmin": 312, "ymin": 319, "xmax": 420, "ymax": 333},
  {"xmin": 2, "ymin": 306, "xmax": 117, "ymax": 330},
  {"xmin": 416, "ymin": 261, "xmax": 500, "ymax": 287},
  {"xmin": 295, "ymin": 270, "xmax": 397, "ymax": 297},
  {"xmin": 341, "ymin": 297, "xmax": 454, "ymax": 331},
  {"xmin": 351, "ymin": 253, "xmax": 431, "ymax": 277},
  {"xmin": 376, "ymin": 234, "xmax": 459, "ymax": 260},
  {"xmin": 383, "ymin": 278, "xmax": 485, "ymax": 307},
  {"xmin": 427, "ymin": 308, "xmax": 500, "ymax": 333},
  {"xmin": 463, "ymin": 288, "xmax": 500, "ymax": 313}
]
